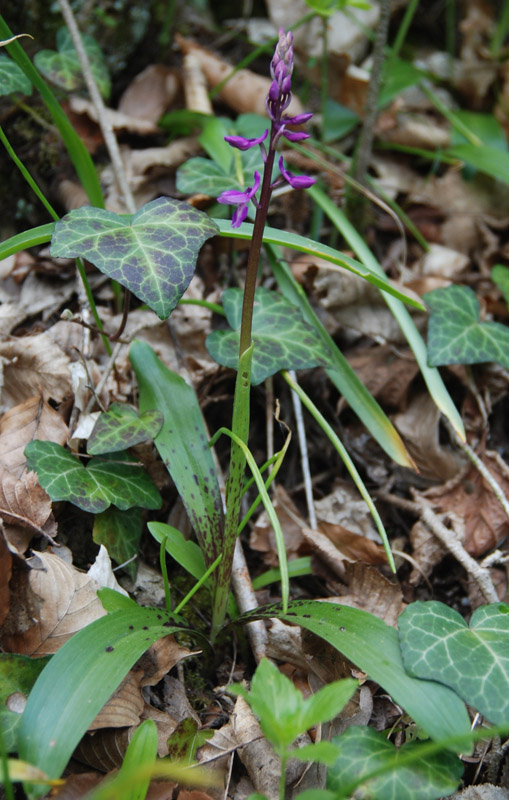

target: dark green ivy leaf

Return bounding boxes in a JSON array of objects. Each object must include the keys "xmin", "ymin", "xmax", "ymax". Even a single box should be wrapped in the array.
[{"xmin": 87, "ymin": 403, "xmax": 163, "ymax": 455}]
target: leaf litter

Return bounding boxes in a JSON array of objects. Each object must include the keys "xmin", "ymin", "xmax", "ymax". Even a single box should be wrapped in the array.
[{"xmin": 1, "ymin": 3, "xmax": 509, "ymax": 798}]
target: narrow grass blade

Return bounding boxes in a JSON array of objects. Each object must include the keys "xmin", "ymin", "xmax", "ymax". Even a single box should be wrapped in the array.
[
  {"xmin": 308, "ymin": 185, "xmax": 465, "ymax": 440},
  {"xmin": 0, "ymin": 224, "xmax": 53, "ymax": 260}
]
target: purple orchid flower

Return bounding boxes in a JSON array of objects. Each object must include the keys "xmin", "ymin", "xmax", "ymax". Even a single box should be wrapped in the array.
[
  {"xmin": 217, "ymin": 170, "xmax": 261, "ymax": 228},
  {"xmin": 218, "ymin": 29, "xmax": 315, "ymax": 228}
]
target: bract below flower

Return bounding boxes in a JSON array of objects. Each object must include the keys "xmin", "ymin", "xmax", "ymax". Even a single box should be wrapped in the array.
[
  {"xmin": 217, "ymin": 170, "xmax": 261, "ymax": 228},
  {"xmin": 278, "ymin": 156, "xmax": 315, "ymax": 189}
]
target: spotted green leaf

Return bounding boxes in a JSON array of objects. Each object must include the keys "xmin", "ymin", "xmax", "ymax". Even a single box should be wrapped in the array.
[
  {"xmin": 0, "ymin": 654, "xmax": 50, "ymax": 752},
  {"xmin": 0, "ymin": 53, "xmax": 31, "ymax": 95},
  {"xmin": 87, "ymin": 403, "xmax": 163, "ymax": 456},
  {"xmin": 327, "ymin": 727, "xmax": 463, "ymax": 800},
  {"xmin": 166, "ymin": 718, "xmax": 214, "ymax": 765},
  {"xmin": 424, "ymin": 285, "xmax": 509, "ymax": 369},
  {"xmin": 17, "ymin": 606, "xmax": 205, "ymax": 791},
  {"xmin": 51, "ymin": 198, "xmax": 219, "ymax": 320},
  {"xmin": 206, "ymin": 287, "xmax": 330, "ymax": 385},
  {"xmin": 399, "ymin": 601, "xmax": 509, "ymax": 727},
  {"xmin": 25, "ymin": 441, "xmax": 161, "ymax": 514},
  {"xmin": 130, "ymin": 341, "xmax": 224, "ymax": 571},
  {"xmin": 93, "ymin": 506, "xmax": 143, "ymax": 580},
  {"xmin": 34, "ymin": 27, "xmax": 111, "ymax": 99}
]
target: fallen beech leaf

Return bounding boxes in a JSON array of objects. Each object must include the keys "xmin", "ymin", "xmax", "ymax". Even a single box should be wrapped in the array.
[
  {"xmin": 318, "ymin": 521, "xmax": 387, "ymax": 565},
  {"xmin": 347, "ymin": 344, "xmax": 420, "ymax": 410},
  {"xmin": 0, "ymin": 528, "xmax": 12, "ymax": 627},
  {"xmin": 0, "ymin": 396, "xmax": 69, "ymax": 478},
  {"xmin": 0, "ymin": 334, "xmax": 71, "ymax": 413},
  {"xmin": 423, "ymin": 450, "xmax": 509, "ymax": 556},
  {"xmin": 1, "ymin": 551, "xmax": 106, "ymax": 656},
  {"xmin": 175, "ymin": 34, "xmax": 303, "ymax": 118},
  {"xmin": 89, "ymin": 670, "xmax": 145, "ymax": 730},
  {"xmin": 69, "ymin": 95, "xmax": 159, "ymax": 135},
  {"xmin": 250, "ymin": 485, "xmax": 306, "ymax": 566},
  {"xmin": 118, "ymin": 64, "xmax": 179, "ymax": 123},
  {"xmin": 0, "ymin": 469, "xmax": 55, "ymax": 540},
  {"xmin": 337, "ymin": 562, "xmax": 404, "ymax": 627}
]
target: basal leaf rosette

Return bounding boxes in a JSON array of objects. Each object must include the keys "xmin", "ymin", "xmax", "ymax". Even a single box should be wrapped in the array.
[
  {"xmin": 51, "ymin": 198, "xmax": 219, "ymax": 320},
  {"xmin": 206, "ymin": 287, "xmax": 330, "ymax": 384}
]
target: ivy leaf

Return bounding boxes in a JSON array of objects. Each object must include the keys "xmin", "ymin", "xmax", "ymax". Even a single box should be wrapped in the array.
[
  {"xmin": 50, "ymin": 197, "xmax": 219, "ymax": 320},
  {"xmin": 0, "ymin": 654, "xmax": 50, "ymax": 752},
  {"xmin": 398, "ymin": 601, "xmax": 509, "ymax": 727},
  {"xmin": 327, "ymin": 727, "xmax": 463, "ymax": 800},
  {"xmin": 93, "ymin": 506, "xmax": 143, "ymax": 580},
  {"xmin": 176, "ymin": 146, "xmax": 263, "ymax": 197},
  {"xmin": 206, "ymin": 287, "xmax": 330, "ymax": 385},
  {"xmin": 0, "ymin": 53, "xmax": 32, "ymax": 95},
  {"xmin": 25, "ymin": 441, "xmax": 161, "ymax": 514},
  {"xmin": 424, "ymin": 284, "xmax": 509, "ymax": 369},
  {"xmin": 87, "ymin": 403, "xmax": 163, "ymax": 456},
  {"xmin": 34, "ymin": 27, "xmax": 111, "ymax": 99}
]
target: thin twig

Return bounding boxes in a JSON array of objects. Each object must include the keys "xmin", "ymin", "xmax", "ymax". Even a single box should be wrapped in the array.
[
  {"xmin": 84, "ymin": 341, "xmax": 123, "ymax": 414},
  {"xmin": 288, "ymin": 370, "xmax": 317, "ymax": 530},
  {"xmin": 57, "ymin": 0, "xmax": 136, "ymax": 214}
]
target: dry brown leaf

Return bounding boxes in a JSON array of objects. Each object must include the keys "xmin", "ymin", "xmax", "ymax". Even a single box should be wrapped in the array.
[
  {"xmin": 232, "ymin": 694, "xmax": 282, "ymax": 798},
  {"xmin": 423, "ymin": 450, "xmax": 509, "ymax": 556},
  {"xmin": 314, "ymin": 482, "xmax": 378, "ymax": 540},
  {"xmin": 182, "ymin": 52, "xmax": 213, "ymax": 114},
  {"xmin": 250, "ymin": 485, "xmax": 305, "ymax": 567},
  {"xmin": 89, "ymin": 670, "xmax": 145, "ymax": 731},
  {"xmin": 392, "ymin": 393, "xmax": 464, "ymax": 481},
  {"xmin": 0, "ymin": 396, "xmax": 69, "ymax": 478},
  {"xmin": 0, "ymin": 527, "xmax": 12, "ymax": 627},
  {"xmin": 317, "ymin": 521, "xmax": 387, "ymax": 565},
  {"xmin": 118, "ymin": 64, "xmax": 180, "ymax": 123},
  {"xmin": 0, "ymin": 334, "xmax": 71, "ymax": 413},
  {"xmin": 175, "ymin": 34, "xmax": 303, "ymax": 118},
  {"xmin": 347, "ymin": 344, "xmax": 419, "ymax": 411},
  {"xmin": 69, "ymin": 95, "xmax": 159, "ymax": 135},
  {"xmin": 0, "ymin": 469, "xmax": 55, "ymax": 540},
  {"xmin": 450, "ymin": 786, "xmax": 509, "ymax": 800},
  {"xmin": 336, "ymin": 562, "xmax": 404, "ymax": 626},
  {"xmin": 1, "ymin": 551, "xmax": 106, "ymax": 655},
  {"xmin": 408, "ymin": 519, "xmax": 447, "ymax": 585}
]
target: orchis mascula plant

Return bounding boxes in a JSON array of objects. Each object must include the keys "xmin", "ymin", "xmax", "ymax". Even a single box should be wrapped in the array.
[{"xmin": 210, "ymin": 29, "xmax": 316, "ymax": 636}]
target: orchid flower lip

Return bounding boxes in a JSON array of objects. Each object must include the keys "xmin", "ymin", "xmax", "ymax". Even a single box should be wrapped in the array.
[{"xmin": 278, "ymin": 155, "xmax": 315, "ymax": 189}]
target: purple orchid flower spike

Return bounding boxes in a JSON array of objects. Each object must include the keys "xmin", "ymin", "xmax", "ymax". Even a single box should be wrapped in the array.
[{"xmin": 217, "ymin": 170, "xmax": 261, "ymax": 228}]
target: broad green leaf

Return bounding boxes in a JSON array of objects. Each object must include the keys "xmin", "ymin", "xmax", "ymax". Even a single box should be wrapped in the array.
[
  {"xmin": 424, "ymin": 284, "xmax": 509, "ymax": 369},
  {"xmin": 199, "ymin": 115, "xmax": 233, "ymax": 173},
  {"xmin": 291, "ymin": 741, "xmax": 343, "ymax": 765},
  {"xmin": 34, "ymin": 27, "xmax": 111, "ymax": 99},
  {"xmin": 25, "ymin": 441, "xmax": 161, "ymax": 514},
  {"xmin": 206, "ymin": 287, "xmax": 329, "ymax": 385},
  {"xmin": 238, "ymin": 600, "xmax": 471, "ymax": 744},
  {"xmin": 148, "ymin": 521, "xmax": 206, "ymax": 582},
  {"xmin": 0, "ymin": 223, "xmax": 54, "ymax": 261},
  {"xmin": 0, "ymin": 53, "xmax": 31, "ymax": 95},
  {"xmin": 492, "ymin": 263, "xmax": 509, "ymax": 309},
  {"xmin": 327, "ymin": 727, "xmax": 463, "ymax": 800},
  {"xmin": 379, "ymin": 57, "xmax": 428, "ymax": 107},
  {"xmin": 323, "ymin": 99, "xmax": 359, "ymax": 143},
  {"xmin": 399, "ymin": 601, "xmax": 509, "ymax": 727},
  {"xmin": 166, "ymin": 717, "xmax": 213, "ymax": 765},
  {"xmin": 0, "ymin": 15, "xmax": 104, "ymax": 207},
  {"xmin": 0, "ymin": 654, "xmax": 50, "ymax": 752},
  {"xmin": 231, "ymin": 658, "xmax": 356, "ymax": 753},
  {"xmin": 93, "ymin": 506, "xmax": 143, "ymax": 580},
  {"xmin": 17, "ymin": 607, "xmax": 203, "ymax": 793},
  {"xmin": 87, "ymin": 403, "xmax": 163, "ymax": 455},
  {"xmin": 447, "ymin": 143, "xmax": 509, "ymax": 184},
  {"xmin": 130, "ymin": 341, "xmax": 224, "ymax": 570},
  {"xmin": 450, "ymin": 110, "xmax": 507, "ymax": 151},
  {"xmin": 50, "ymin": 198, "xmax": 219, "ymax": 320},
  {"xmin": 305, "ymin": 186, "xmax": 466, "ymax": 440}
]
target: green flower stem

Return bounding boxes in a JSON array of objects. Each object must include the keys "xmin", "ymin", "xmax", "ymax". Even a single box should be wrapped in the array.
[
  {"xmin": 159, "ymin": 534, "xmax": 172, "ymax": 613},
  {"xmin": 211, "ymin": 133, "xmax": 278, "ymax": 638},
  {"xmin": 0, "ymin": 124, "xmax": 112, "ymax": 356}
]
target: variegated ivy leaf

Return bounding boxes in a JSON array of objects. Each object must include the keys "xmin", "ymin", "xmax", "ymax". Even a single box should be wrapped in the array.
[
  {"xmin": 206, "ymin": 287, "xmax": 330, "ymax": 385},
  {"xmin": 399, "ymin": 601, "xmax": 509, "ymax": 727},
  {"xmin": 34, "ymin": 27, "xmax": 111, "ymax": 99},
  {"xmin": 25, "ymin": 440, "xmax": 161, "ymax": 514},
  {"xmin": 0, "ymin": 53, "xmax": 32, "ymax": 96},
  {"xmin": 87, "ymin": 403, "xmax": 163, "ymax": 455},
  {"xmin": 51, "ymin": 197, "xmax": 219, "ymax": 320}
]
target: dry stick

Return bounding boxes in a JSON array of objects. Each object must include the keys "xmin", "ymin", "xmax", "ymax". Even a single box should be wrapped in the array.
[
  {"xmin": 378, "ymin": 491, "xmax": 499, "ymax": 603},
  {"xmin": 57, "ymin": 0, "xmax": 136, "ymax": 215},
  {"xmin": 288, "ymin": 370, "xmax": 317, "ymax": 530}
]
